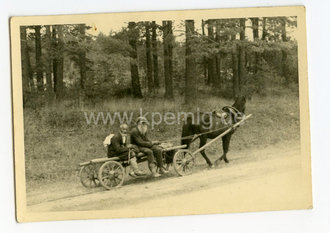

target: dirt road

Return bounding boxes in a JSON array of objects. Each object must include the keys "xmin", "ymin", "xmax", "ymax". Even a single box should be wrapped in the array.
[{"xmin": 25, "ymin": 141, "xmax": 311, "ymax": 218}]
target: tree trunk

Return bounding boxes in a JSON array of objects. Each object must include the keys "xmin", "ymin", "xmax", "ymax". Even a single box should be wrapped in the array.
[
  {"xmin": 26, "ymin": 42, "xmax": 34, "ymax": 91},
  {"xmin": 281, "ymin": 17, "xmax": 287, "ymax": 42},
  {"xmin": 232, "ymin": 45, "xmax": 239, "ymax": 98},
  {"xmin": 251, "ymin": 18, "xmax": 260, "ymax": 74},
  {"xmin": 185, "ymin": 20, "xmax": 196, "ymax": 105},
  {"xmin": 34, "ymin": 25, "xmax": 43, "ymax": 91},
  {"xmin": 215, "ymin": 21, "xmax": 222, "ymax": 90},
  {"xmin": 163, "ymin": 21, "xmax": 174, "ymax": 99},
  {"xmin": 202, "ymin": 19, "xmax": 208, "ymax": 84},
  {"xmin": 215, "ymin": 55, "xmax": 221, "ymax": 89},
  {"xmin": 252, "ymin": 18, "xmax": 259, "ymax": 40},
  {"xmin": 145, "ymin": 22, "xmax": 154, "ymax": 94},
  {"xmin": 45, "ymin": 26, "xmax": 53, "ymax": 94},
  {"xmin": 78, "ymin": 24, "xmax": 86, "ymax": 91},
  {"xmin": 56, "ymin": 25, "xmax": 64, "ymax": 99},
  {"xmin": 52, "ymin": 26, "xmax": 58, "ymax": 96},
  {"xmin": 207, "ymin": 20, "xmax": 216, "ymax": 86},
  {"xmin": 262, "ymin": 17, "xmax": 267, "ymax": 40},
  {"xmin": 128, "ymin": 22, "xmax": 143, "ymax": 98},
  {"xmin": 239, "ymin": 18, "xmax": 246, "ymax": 40},
  {"xmin": 281, "ymin": 17, "xmax": 289, "ymax": 84},
  {"xmin": 151, "ymin": 21, "xmax": 159, "ymax": 89},
  {"xmin": 20, "ymin": 26, "xmax": 31, "ymax": 94},
  {"xmin": 168, "ymin": 24, "xmax": 173, "ymax": 97},
  {"xmin": 239, "ymin": 18, "xmax": 247, "ymax": 96},
  {"xmin": 163, "ymin": 21, "xmax": 169, "ymax": 96},
  {"xmin": 260, "ymin": 17, "xmax": 268, "ymax": 77},
  {"xmin": 238, "ymin": 44, "xmax": 246, "ymax": 95}
]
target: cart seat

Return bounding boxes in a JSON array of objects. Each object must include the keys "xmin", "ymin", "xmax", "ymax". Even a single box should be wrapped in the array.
[{"xmin": 79, "ymin": 157, "xmax": 119, "ymax": 166}]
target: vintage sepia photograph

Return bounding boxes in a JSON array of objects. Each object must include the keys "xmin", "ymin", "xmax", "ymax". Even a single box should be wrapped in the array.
[{"xmin": 10, "ymin": 6, "xmax": 311, "ymax": 222}]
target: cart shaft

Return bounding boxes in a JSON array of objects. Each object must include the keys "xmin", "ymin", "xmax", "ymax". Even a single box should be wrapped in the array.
[{"xmin": 192, "ymin": 114, "xmax": 252, "ymax": 155}]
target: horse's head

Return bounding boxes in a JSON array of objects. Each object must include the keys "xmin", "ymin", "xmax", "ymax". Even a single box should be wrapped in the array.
[
  {"xmin": 232, "ymin": 96, "xmax": 246, "ymax": 114},
  {"xmin": 213, "ymin": 96, "xmax": 246, "ymax": 125}
]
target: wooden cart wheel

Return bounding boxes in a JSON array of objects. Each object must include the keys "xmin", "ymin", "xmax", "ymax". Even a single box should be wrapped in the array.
[
  {"xmin": 173, "ymin": 149, "xmax": 195, "ymax": 176},
  {"xmin": 98, "ymin": 161, "xmax": 125, "ymax": 190},
  {"xmin": 79, "ymin": 164, "xmax": 100, "ymax": 188}
]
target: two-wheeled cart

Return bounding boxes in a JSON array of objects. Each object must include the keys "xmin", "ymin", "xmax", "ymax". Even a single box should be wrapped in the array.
[{"xmin": 79, "ymin": 114, "xmax": 252, "ymax": 190}]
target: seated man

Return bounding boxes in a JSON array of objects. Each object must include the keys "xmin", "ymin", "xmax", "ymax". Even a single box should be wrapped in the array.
[
  {"xmin": 108, "ymin": 124, "xmax": 146, "ymax": 177},
  {"xmin": 130, "ymin": 117, "xmax": 168, "ymax": 177}
]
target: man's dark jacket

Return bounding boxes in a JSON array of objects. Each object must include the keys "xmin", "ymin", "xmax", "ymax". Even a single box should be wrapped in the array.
[
  {"xmin": 107, "ymin": 132, "xmax": 128, "ymax": 157},
  {"xmin": 130, "ymin": 127, "xmax": 153, "ymax": 148}
]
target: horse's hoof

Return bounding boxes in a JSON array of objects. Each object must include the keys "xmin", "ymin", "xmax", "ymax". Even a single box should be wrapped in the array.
[
  {"xmin": 224, "ymin": 158, "xmax": 229, "ymax": 163},
  {"xmin": 208, "ymin": 163, "xmax": 214, "ymax": 168}
]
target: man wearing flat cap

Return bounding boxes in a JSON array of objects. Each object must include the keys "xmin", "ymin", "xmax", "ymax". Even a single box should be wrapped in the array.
[
  {"xmin": 108, "ymin": 123, "xmax": 146, "ymax": 177},
  {"xmin": 130, "ymin": 117, "xmax": 168, "ymax": 177}
]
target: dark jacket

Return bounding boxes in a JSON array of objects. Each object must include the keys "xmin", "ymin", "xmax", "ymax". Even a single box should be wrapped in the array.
[
  {"xmin": 107, "ymin": 132, "xmax": 129, "ymax": 157},
  {"xmin": 130, "ymin": 126, "xmax": 153, "ymax": 148}
]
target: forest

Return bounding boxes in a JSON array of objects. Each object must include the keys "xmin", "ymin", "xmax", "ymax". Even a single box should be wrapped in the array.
[{"xmin": 20, "ymin": 17, "xmax": 298, "ymax": 107}]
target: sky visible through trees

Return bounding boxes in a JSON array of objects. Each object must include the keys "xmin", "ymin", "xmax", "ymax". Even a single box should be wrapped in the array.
[{"xmin": 87, "ymin": 18, "xmax": 297, "ymax": 42}]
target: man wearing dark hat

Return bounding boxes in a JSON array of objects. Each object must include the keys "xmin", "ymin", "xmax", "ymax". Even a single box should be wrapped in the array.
[
  {"xmin": 108, "ymin": 123, "xmax": 146, "ymax": 177},
  {"xmin": 130, "ymin": 117, "xmax": 168, "ymax": 177}
]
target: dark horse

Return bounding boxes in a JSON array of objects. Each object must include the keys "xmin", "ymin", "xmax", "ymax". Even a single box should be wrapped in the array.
[{"xmin": 181, "ymin": 96, "xmax": 246, "ymax": 167}]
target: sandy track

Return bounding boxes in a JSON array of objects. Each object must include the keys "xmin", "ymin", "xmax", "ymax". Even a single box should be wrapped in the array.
[{"xmin": 26, "ymin": 143, "xmax": 309, "ymax": 215}]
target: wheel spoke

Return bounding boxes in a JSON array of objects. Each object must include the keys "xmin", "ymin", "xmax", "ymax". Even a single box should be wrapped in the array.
[
  {"xmin": 98, "ymin": 161, "xmax": 125, "ymax": 189},
  {"xmin": 113, "ymin": 177, "xmax": 120, "ymax": 186},
  {"xmin": 176, "ymin": 163, "xmax": 183, "ymax": 171},
  {"xmin": 105, "ymin": 177, "xmax": 112, "ymax": 186},
  {"xmin": 186, "ymin": 162, "xmax": 194, "ymax": 169},
  {"xmin": 115, "ymin": 177, "xmax": 122, "ymax": 183},
  {"xmin": 102, "ymin": 175, "xmax": 110, "ymax": 179},
  {"xmin": 114, "ymin": 166, "xmax": 122, "ymax": 174},
  {"xmin": 82, "ymin": 179, "xmax": 89, "ymax": 186},
  {"xmin": 109, "ymin": 164, "xmax": 116, "ymax": 172},
  {"xmin": 186, "ymin": 158, "xmax": 194, "ymax": 164},
  {"xmin": 80, "ymin": 165, "xmax": 100, "ymax": 188},
  {"xmin": 173, "ymin": 150, "xmax": 195, "ymax": 176},
  {"xmin": 109, "ymin": 178, "xmax": 116, "ymax": 187},
  {"xmin": 82, "ymin": 177, "xmax": 90, "ymax": 184},
  {"xmin": 185, "ymin": 164, "xmax": 192, "ymax": 172}
]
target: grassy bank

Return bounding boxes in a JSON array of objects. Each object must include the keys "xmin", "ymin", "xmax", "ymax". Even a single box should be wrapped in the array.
[{"xmin": 23, "ymin": 93, "xmax": 300, "ymax": 190}]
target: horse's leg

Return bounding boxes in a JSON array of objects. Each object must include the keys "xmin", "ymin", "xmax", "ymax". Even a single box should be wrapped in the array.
[
  {"xmin": 220, "ymin": 133, "xmax": 232, "ymax": 163},
  {"xmin": 199, "ymin": 136, "xmax": 213, "ymax": 167}
]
